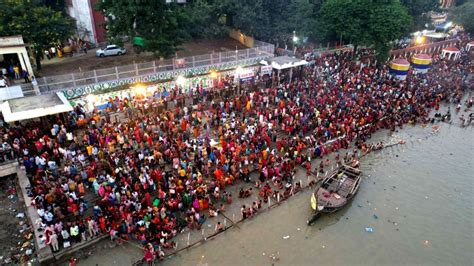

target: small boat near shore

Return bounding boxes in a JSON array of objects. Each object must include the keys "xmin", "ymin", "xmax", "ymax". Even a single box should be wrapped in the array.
[{"xmin": 308, "ymin": 164, "xmax": 362, "ymax": 225}]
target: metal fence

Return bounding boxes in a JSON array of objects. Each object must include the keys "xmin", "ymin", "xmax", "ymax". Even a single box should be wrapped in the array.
[{"xmin": 37, "ymin": 42, "xmax": 275, "ymax": 94}]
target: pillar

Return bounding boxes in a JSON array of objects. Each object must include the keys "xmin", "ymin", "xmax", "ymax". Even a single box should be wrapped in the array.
[
  {"xmin": 19, "ymin": 50, "xmax": 40, "ymax": 95},
  {"xmin": 20, "ymin": 50, "xmax": 34, "ymax": 77},
  {"xmin": 18, "ymin": 52, "xmax": 27, "ymax": 74}
]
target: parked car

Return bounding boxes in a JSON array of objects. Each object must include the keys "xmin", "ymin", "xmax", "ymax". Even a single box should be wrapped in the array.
[{"xmin": 96, "ymin": 45, "xmax": 126, "ymax": 57}]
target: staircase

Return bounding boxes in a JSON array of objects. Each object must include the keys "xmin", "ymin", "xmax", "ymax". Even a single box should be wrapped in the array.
[{"xmin": 19, "ymin": 83, "xmax": 36, "ymax": 96}]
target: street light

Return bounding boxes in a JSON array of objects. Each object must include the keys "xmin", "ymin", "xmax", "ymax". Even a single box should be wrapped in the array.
[
  {"xmin": 292, "ymin": 30, "xmax": 299, "ymax": 55},
  {"xmin": 415, "ymin": 36, "xmax": 425, "ymax": 45},
  {"xmin": 210, "ymin": 70, "xmax": 218, "ymax": 79},
  {"xmin": 235, "ymin": 66, "xmax": 244, "ymax": 75},
  {"xmin": 133, "ymin": 84, "xmax": 146, "ymax": 97},
  {"xmin": 292, "ymin": 35, "xmax": 299, "ymax": 43}
]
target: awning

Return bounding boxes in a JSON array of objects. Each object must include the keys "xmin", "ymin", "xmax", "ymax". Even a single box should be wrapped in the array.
[
  {"xmin": 0, "ymin": 92, "xmax": 73, "ymax": 122},
  {"xmin": 423, "ymin": 32, "xmax": 447, "ymax": 39},
  {"xmin": 260, "ymin": 55, "xmax": 308, "ymax": 70},
  {"xmin": 0, "ymin": 86, "xmax": 24, "ymax": 101}
]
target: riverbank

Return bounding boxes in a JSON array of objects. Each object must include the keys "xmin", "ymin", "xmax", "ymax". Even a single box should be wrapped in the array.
[
  {"xmin": 67, "ymin": 91, "xmax": 473, "ymax": 265},
  {"xmin": 157, "ymin": 100, "xmax": 473, "ymax": 266}
]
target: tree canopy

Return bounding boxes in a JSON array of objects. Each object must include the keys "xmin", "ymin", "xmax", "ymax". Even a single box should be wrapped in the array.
[
  {"xmin": 450, "ymin": 0, "xmax": 474, "ymax": 33},
  {"xmin": 400, "ymin": 0, "xmax": 439, "ymax": 30},
  {"xmin": 96, "ymin": 0, "xmax": 319, "ymax": 54},
  {"xmin": 0, "ymin": 1, "xmax": 74, "ymax": 69},
  {"xmin": 96, "ymin": 0, "xmax": 191, "ymax": 58},
  {"xmin": 320, "ymin": 0, "xmax": 412, "ymax": 61},
  {"xmin": 0, "ymin": 0, "xmax": 436, "ymax": 67},
  {"xmin": 227, "ymin": 0, "xmax": 317, "ymax": 46},
  {"xmin": 179, "ymin": 0, "xmax": 228, "ymax": 40}
]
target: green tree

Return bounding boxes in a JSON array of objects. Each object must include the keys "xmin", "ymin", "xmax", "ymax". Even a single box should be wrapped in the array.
[
  {"xmin": 97, "ymin": 0, "xmax": 189, "ymax": 57},
  {"xmin": 450, "ymin": 0, "xmax": 474, "ymax": 33},
  {"xmin": 227, "ymin": 0, "xmax": 270, "ymax": 40},
  {"xmin": 285, "ymin": 0, "xmax": 316, "ymax": 43},
  {"xmin": 320, "ymin": 0, "xmax": 411, "ymax": 62},
  {"xmin": 0, "ymin": 1, "xmax": 74, "ymax": 70},
  {"xmin": 179, "ymin": 0, "xmax": 228, "ymax": 39},
  {"xmin": 369, "ymin": 2, "xmax": 412, "ymax": 62},
  {"xmin": 400, "ymin": 0, "xmax": 439, "ymax": 30},
  {"xmin": 320, "ymin": 0, "xmax": 372, "ymax": 48},
  {"xmin": 226, "ymin": 0, "xmax": 316, "ymax": 47}
]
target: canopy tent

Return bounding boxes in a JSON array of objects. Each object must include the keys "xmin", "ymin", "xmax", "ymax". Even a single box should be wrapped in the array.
[
  {"xmin": 260, "ymin": 56, "xmax": 308, "ymax": 84},
  {"xmin": 441, "ymin": 46, "xmax": 460, "ymax": 60},
  {"xmin": 423, "ymin": 32, "xmax": 448, "ymax": 40},
  {"xmin": 389, "ymin": 58, "xmax": 410, "ymax": 80},
  {"xmin": 466, "ymin": 41, "xmax": 474, "ymax": 52},
  {"xmin": 260, "ymin": 56, "xmax": 308, "ymax": 70},
  {"xmin": 411, "ymin": 54, "xmax": 432, "ymax": 74},
  {"xmin": 0, "ymin": 92, "xmax": 73, "ymax": 123}
]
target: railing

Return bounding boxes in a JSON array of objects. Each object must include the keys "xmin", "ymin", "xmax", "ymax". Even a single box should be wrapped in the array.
[
  {"xmin": 389, "ymin": 39, "xmax": 459, "ymax": 59},
  {"xmin": 36, "ymin": 42, "xmax": 275, "ymax": 94}
]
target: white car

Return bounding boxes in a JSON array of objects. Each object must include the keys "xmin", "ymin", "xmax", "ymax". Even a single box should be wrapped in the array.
[{"xmin": 96, "ymin": 45, "xmax": 126, "ymax": 57}]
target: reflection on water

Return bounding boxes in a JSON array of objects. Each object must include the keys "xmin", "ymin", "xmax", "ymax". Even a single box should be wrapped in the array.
[{"xmin": 162, "ymin": 124, "xmax": 473, "ymax": 266}]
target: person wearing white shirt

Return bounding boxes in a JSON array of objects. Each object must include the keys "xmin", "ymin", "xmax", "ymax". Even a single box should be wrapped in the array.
[
  {"xmin": 44, "ymin": 211, "xmax": 54, "ymax": 223},
  {"xmin": 61, "ymin": 229, "xmax": 70, "ymax": 242},
  {"xmin": 49, "ymin": 231, "xmax": 59, "ymax": 252},
  {"xmin": 37, "ymin": 208, "xmax": 45, "ymax": 218},
  {"xmin": 66, "ymin": 132, "xmax": 73, "ymax": 141},
  {"xmin": 0, "ymin": 76, "xmax": 7, "ymax": 88}
]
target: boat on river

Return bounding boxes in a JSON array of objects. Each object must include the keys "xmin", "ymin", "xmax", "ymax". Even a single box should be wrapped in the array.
[{"xmin": 307, "ymin": 164, "xmax": 362, "ymax": 225}]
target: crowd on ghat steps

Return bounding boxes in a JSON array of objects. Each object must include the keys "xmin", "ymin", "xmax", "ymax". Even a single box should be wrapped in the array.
[{"xmin": 0, "ymin": 38, "xmax": 471, "ymax": 259}]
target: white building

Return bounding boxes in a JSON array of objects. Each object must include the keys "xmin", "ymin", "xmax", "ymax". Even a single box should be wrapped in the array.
[{"xmin": 66, "ymin": 0, "xmax": 106, "ymax": 45}]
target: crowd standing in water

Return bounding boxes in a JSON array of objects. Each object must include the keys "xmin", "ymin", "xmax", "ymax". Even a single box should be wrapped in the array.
[{"xmin": 0, "ymin": 37, "xmax": 471, "ymax": 261}]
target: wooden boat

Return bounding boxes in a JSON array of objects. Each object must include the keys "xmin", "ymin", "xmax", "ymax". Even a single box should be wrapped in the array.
[{"xmin": 308, "ymin": 164, "xmax": 362, "ymax": 224}]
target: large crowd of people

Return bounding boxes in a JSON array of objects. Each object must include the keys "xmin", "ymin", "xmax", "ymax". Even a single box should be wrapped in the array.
[{"xmin": 0, "ymin": 37, "xmax": 471, "ymax": 261}]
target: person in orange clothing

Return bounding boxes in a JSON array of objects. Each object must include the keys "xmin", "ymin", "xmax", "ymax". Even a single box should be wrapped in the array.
[
  {"xmin": 246, "ymin": 100, "xmax": 252, "ymax": 111},
  {"xmin": 214, "ymin": 168, "xmax": 223, "ymax": 181}
]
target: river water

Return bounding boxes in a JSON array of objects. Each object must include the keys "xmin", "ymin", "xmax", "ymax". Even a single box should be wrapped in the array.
[{"xmin": 73, "ymin": 105, "xmax": 473, "ymax": 266}]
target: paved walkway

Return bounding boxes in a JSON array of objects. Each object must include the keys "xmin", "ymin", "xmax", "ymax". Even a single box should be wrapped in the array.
[
  {"xmin": 16, "ymin": 166, "xmax": 53, "ymax": 261},
  {"xmin": 0, "ymin": 161, "xmax": 18, "ymax": 177},
  {"xmin": 17, "ymin": 166, "xmax": 109, "ymax": 264}
]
